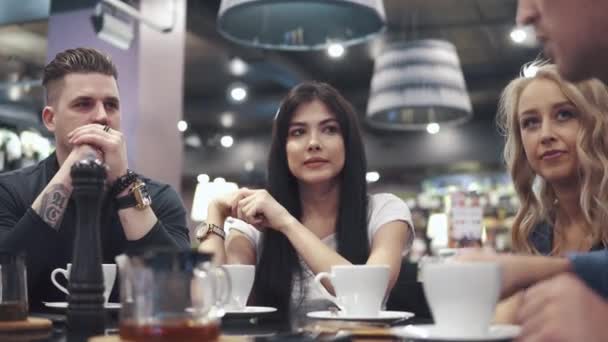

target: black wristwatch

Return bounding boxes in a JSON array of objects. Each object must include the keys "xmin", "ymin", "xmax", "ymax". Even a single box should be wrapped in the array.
[{"xmin": 116, "ymin": 179, "xmax": 152, "ymax": 210}]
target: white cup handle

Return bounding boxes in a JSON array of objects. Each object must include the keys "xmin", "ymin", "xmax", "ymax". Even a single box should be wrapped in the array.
[
  {"xmin": 313, "ymin": 272, "xmax": 343, "ymax": 310},
  {"xmin": 51, "ymin": 268, "xmax": 69, "ymax": 295}
]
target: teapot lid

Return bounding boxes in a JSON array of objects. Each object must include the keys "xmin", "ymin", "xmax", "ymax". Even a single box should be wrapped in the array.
[{"xmin": 141, "ymin": 248, "xmax": 213, "ymax": 271}]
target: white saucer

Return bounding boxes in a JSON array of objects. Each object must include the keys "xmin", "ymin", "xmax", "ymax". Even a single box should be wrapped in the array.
[
  {"xmin": 393, "ymin": 324, "xmax": 521, "ymax": 341},
  {"xmin": 306, "ymin": 310, "xmax": 414, "ymax": 322},
  {"xmin": 43, "ymin": 302, "xmax": 121, "ymax": 310},
  {"xmin": 223, "ymin": 306, "xmax": 277, "ymax": 318}
]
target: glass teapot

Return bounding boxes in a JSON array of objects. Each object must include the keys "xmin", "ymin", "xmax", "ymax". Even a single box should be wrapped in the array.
[{"xmin": 115, "ymin": 249, "xmax": 231, "ymax": 342}]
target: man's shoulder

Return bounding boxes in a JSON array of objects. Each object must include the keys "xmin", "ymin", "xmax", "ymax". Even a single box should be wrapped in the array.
[
  {"xmin": 138, "ymin": 174, "xmax": 169, "ymax": 190},
  {"xmin": 137, "ymin": 174, "xmax": 178, "ymax": 198},
  {"xmin": 136, "ymin": 174, "xmax": 184, "ymax": 212},
  {"xmin": 0, "ymin": 160, "xmax": 46, "ymax": 186},
  {"xmin": 0, "ymin": 160, "xmax": 49, "ymax": 208}
]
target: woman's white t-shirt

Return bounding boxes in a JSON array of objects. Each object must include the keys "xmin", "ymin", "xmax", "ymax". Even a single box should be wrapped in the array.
[{"xmin": 224, "ymin": 193, "xmax": 414, "ymax": 312}]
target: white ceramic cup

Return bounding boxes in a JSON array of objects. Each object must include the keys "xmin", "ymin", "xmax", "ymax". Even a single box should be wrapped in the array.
[
  {"xmin": 422, "ymin": 262, "xmax": 501, "ymax": 336},
  {"xmin": 223, "ymin": 264, "xmax": 255, "ymax": 310},
  {"xmin": 51, "ymin": 263, "xmax": 117, "ymax": 304},
  {"xmin": 314, "ymin": 265, "xmax": 389, "ymax": 317}
]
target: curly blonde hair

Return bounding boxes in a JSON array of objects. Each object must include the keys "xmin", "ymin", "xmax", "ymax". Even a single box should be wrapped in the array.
[{"xmin": 498, "ymin": 64, "xmax": 608, "ymax": 255}]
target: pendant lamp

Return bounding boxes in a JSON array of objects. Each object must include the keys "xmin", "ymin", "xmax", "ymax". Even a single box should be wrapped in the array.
[
  {"xmin": 367, "ymin": 39, "xmax": 472, "ymax": 130},
  {"xmin": 217, "ymin": 0, "xmax": 385, "ymax": 50}
]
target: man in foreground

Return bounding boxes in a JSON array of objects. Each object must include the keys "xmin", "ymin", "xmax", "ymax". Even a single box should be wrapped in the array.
[{"xmin": 0, "ymin": 48, "xmax": 189, "ymax": 309}]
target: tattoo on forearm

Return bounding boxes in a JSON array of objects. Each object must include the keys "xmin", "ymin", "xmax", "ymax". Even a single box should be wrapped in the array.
[{"xmin": 37, "ymin": 184, "xmax": 70, "ymax": 230}]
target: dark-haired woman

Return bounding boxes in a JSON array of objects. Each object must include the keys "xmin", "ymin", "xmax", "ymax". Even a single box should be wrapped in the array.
[{"xmin": 199, "ymin": 82, "xmax": 413, "ymax": 317}]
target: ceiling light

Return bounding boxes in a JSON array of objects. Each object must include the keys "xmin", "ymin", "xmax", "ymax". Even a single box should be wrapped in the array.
[
  {"xmin": 217, "ymin": 0, "xmax": 385, "ymax": 50},
  {"xmin": 228, "ymin": 83, "xmax": 248, "ymax": 103},
  {"xmin": 220, "ymin": 112, "xmax": 235, "ymax": 128},
  {"xmin": 177, "ymin": 120, "xmax": 188, "ymax": 132},
  {"xmin": 184, "ymin": 134, "xmax": 202, "ymax": 148},
  {"xmin": 7, "ymin": 86, "xmax": 21, "ymax": 101},
  {"xmin": 220, "ymin": 135, "xmax": 234, "ymax": 148},
  {"xmin": 366, "ymin": 171, "xmax": 380, "ymax": 183},
  {"xmin": 509, "ymin": 26, "xmax": 537, "ymax": 46},
  {"xmin": 510, "ymin": 28, "xmax": 527, "ymax": 44},
  {"xmin": 327, "ymin": 43, "xmax": 345, "ymax": 58},
  {"xmin": 244, "ymin": 160, "xmax": 255, "ymax": 172},
  {"xmin": 229, "ymin": 57, "xmax": 249, "ymax": 76},
  {"xmin": 426, "ymin": 122, "xmax": 440, "ymax": 134},
  {"xmin": 6, "ymin": 72, "xmax": 21, "ymax": 101},
  {"xmin": 523, "ymin": 64, "xmax": 539, "ymax": 78},
  {"xmin": 230, "ymin": 87, "xmax": 247, "ymax": 102},
  {"xmin": 22, "ymin": 80, "xmax": 31, "ymax": 93},
  {"xmin": 367, "ymin": 40, "xmax": 472, "ymax": 130}
]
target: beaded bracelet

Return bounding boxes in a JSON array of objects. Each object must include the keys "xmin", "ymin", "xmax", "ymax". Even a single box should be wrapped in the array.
[{"xmin": 110, "ymin": 169, "xmax": 138, "ymax": 197}]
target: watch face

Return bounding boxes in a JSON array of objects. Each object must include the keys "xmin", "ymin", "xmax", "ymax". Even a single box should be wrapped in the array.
[
  {"xmin": 141, "ymin": 187, "xmax": 151, "ymax": 204},
  {"xmin": 133, "ymin": 181, "xmax": 152, "ymax": 209},
  {"xmin": 196, "ymin": 223, "xmax": 209, "ymax": 241}
]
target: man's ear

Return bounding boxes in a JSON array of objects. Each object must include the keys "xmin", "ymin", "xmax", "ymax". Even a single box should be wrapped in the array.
[{"xmin": 42, "ymin": 106, "xmax": 56, "ymax": 133}]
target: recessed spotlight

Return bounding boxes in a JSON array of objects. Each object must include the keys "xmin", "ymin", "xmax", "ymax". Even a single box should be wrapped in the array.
[
  {"xmin": 366, "ymin": 171, "xmax": 380, "ymax": 183},
  {"xmin": 220, "ymin": 112, "xmax": 234, "ymax": 128},
  {"xmin": 426, "ymin": 122, "xmax": 440, "ymax": 135},
  {"xmin": 327, "ymin": 43, "xmax": 345, "ymax": 58},
  {"xmin": 510, "ymin": 26, "xmax": 539, "ymax": 46},
  {"xmin": 7, "ymin": 86, "xmax": 21, "ymax": 101},
  {"xmin": 510, "ymin": 27, "xmax": 527, "ymax": 44},
  {"xmin": 220, "ymin": 135, "xmax": 234, "ymax": 148},
  {"xmin": 177, "ymin": 120, "xmax": 188, "ymax": 132},
  {"xmin": 228, "ymin": 83, "xmax": 248, "ymax": 103},
  {"xmin": 244, "ymin": 160, "xmax": 254, "ymax": 172},
  {"xmin": 229, "ymin": 57, "xmax": 248, "ymax": 76},
  {"xmin": 184, "ymin": 134, "xmax": 202, "ymax": 148},
  {"xmin": 230, "ymin": 87, "xmax": 247, "ymax": 101}
]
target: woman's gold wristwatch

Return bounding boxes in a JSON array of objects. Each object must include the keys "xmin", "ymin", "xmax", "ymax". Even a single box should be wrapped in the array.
[{"xmin": 195, "ymin": 222, "xmax": 226, "ymax": 242}]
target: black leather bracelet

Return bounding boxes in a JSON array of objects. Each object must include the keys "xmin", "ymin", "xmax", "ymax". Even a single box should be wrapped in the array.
[{"xmin": 110, "ymin": 169, "xmax": 137, "ymax": 197}]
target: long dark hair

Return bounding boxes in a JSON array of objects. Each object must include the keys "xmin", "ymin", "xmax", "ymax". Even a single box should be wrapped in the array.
[{"xmin": 251, "ymin": 81, "xmax": 369, "ymax": 315}]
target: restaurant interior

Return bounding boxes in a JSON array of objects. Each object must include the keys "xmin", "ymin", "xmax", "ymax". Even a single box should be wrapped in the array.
[
  {"xmin": 0, "ymin": 0, "xmax": 548, "ymax": 340},
  {"xmin": 0, "ymin": 0, "xmax": 539, "ymax": 257}
]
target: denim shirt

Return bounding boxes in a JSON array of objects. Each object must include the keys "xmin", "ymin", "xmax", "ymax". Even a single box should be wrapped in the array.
[{"xmin": 530, "ymin": 221, "xmax": 608, "ymax": 298}]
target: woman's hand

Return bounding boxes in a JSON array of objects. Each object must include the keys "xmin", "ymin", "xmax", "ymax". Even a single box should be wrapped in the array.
[
  {"xmin": 207, "ymin": 188, "xmax": 252, "ymax": 222},
  {"xmin": 235, "ymin": 189, "xmax": 296, "ymax": 232}
]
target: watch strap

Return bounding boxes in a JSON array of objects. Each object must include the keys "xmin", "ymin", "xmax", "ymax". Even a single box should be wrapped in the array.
[
  {"xmin": 196, "ymin": 222, "xmax": 226, "ymax": 242},
  {"xmin": 116, "ymin": 192, "xmax": 137, "ymax": 209},
  {"xmin": 115, "ymin": 180, "xmax": 151, "ymax": 210}
]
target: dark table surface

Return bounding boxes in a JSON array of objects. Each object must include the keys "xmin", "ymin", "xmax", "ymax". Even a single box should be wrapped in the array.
[{"xmin": 6, "ymin": 310, "xmax": 514, "ymax": 342}]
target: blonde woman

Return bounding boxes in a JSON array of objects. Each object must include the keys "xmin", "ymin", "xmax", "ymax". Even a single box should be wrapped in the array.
[{"xmin": 495, "ymin": 64, "xmax": 608, "ymax": 323}]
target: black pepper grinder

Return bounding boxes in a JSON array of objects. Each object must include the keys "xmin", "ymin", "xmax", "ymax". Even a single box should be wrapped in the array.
[{"xmin": 66, "ymin": 158, "xmax": 107, "ymax": 336}]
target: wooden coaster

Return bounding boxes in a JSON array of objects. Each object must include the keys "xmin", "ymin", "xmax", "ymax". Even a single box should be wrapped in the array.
[
  {"xmin": 0, "ymin": 317, "xmax": 52, "ymax": 332},
  {"xmin": 88, "ymin": 336, "xmax": 125, "ymax": 342}
]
